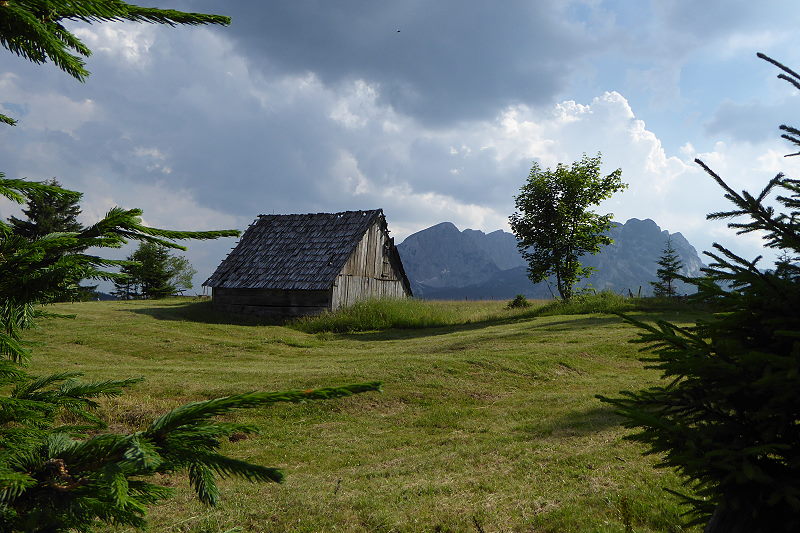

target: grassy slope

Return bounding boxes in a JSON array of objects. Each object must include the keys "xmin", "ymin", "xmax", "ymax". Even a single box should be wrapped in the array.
[{"xmin": 27, "ymin": 298, "xmax": 699, "ymax": 532}]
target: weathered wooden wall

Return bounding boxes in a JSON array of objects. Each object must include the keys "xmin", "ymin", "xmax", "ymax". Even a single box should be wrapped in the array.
[
  {"xmin": 331, "ymin": 220, "xmax": 410, "ymax": 310},
  {"xmin": 330, "ymin": 275, "xmax": 407, "ymax": 310},
  {"xmin": 212, "ymin": 287, "xmax": 330, "ymax": 317}
]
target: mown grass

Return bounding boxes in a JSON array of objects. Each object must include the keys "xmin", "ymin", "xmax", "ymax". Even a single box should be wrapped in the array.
[{"xmin": 25, "ymin": 297, "xmax": 705, "ymax": 532}]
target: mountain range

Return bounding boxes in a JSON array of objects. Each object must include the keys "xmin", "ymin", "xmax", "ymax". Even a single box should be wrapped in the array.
[{"xmin": 396, "ymin": 218, "xmax": 706, "ymax": 300}]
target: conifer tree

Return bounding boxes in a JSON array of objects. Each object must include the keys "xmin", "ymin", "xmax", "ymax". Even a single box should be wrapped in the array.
[
  {"xmin": 650, "ymin": 238, "xmax": 684, "ymax": 298},
  {"xmin": 111, "ymin": 261, "xmax": 141, "ymax": 300},
  {"xmin": 599, "ymin": 54, "xmax": 800, "ymax": 532},
  {"xmin": 129, "ymin": 241, "xmax": 174, "ymax": 298},
  {"xmin": 8, "ymin": 178, "xmax": 83, "ymax": 239},
  {"xmin": 6, "ymin": 177, "xmax": 93, "ymax": 301},
  {"xmin": 113, "ymin": 242, "xmax": 197, "ymax": 299}
]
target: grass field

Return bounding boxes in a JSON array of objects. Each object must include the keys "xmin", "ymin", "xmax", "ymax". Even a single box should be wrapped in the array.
[{"xmin": 25, "ymin": 298, "xmax": 701, "ymax": 532}]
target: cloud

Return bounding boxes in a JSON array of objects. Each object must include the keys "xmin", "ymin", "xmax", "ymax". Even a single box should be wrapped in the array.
[
  {"xmin": 1, "ymin": 18, "xmax": 791, "ymax": 287},
  {"xmin": 0, "ymin": 73, "xmax": 99, "ymax": 134},
  {"xmin": 72, "ymin": 24, "xmax": 157, "ymax": 68},
  {"xmin": 180, "ymin": 0, "xmax": 612, "ymax": 125}
]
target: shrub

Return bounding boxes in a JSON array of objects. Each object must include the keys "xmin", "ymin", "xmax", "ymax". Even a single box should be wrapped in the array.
[
  {"xmin": 506, "ymin": 294, "xmax": 532, "ymax": 309},
  {"xmin": 533, "ymin": 290, "xmax": 634, "ymax": 316}
]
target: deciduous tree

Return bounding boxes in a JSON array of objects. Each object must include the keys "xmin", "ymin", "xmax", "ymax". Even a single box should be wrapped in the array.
[
  {"xmin": 168, "ymin": 253, "xmax": 197, "ymax": 294},
  {"xmin": 509, "ymin": 153, "xmax": 626, "ymax": 300}
]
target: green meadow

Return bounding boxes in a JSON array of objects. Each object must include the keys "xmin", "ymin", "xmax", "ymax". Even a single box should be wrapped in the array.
[{"xmin": 26, "ymin": 298, "xmax": 701, "ymax": 532}]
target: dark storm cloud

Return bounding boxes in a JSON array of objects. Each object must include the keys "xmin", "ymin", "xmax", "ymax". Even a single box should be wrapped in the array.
[
  {"xmin": 0, "ymin": 27, "xmax": 347, "ymax": 214},
  {"xmin": 180, "ymin": 0, "xmax": 605, "ymax": 124},
  {"xmin": 0, "ymin": 21, "xmax": 512, "ymax": 223}
]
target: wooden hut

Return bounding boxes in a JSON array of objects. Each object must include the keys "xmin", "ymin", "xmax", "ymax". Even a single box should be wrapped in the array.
[{"xmin": 203, "ymin": 209, "xmax": 412, "ymax": 317}]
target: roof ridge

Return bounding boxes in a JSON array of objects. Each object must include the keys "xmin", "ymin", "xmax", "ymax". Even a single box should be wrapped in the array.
[{"xmin": 256, "ymin": 208, "xmax": 383, "ymax": 218}]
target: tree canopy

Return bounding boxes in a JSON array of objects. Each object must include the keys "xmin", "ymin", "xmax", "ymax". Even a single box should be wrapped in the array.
[
  {"xmin": 8, "ymin": 178, "xmax": 82, "ymax": 239},
  {"xmin": 509, "ymin": 153, "xmax": 626, "ymax": 300}
]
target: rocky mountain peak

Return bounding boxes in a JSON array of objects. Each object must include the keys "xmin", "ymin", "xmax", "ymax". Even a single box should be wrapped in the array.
[{"xmin": 397, "ymin": 219, "xmax": 706, "ymax": 299}]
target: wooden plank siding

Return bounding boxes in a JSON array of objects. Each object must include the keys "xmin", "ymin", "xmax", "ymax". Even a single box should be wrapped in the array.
[
  {"xmin": 211, "ymin": 287, "xmax": 331, "ymax": 317},
  {"xmin": 212, "ymin": 287, "xmax": 330, "ymax": 307},
  {"xmin": 331, "ymin": 275, "xmax": 408, "ymax": 310},
  {"xmin": 331, "ymin": 220, "xmax": 410, "ymax": 310}
]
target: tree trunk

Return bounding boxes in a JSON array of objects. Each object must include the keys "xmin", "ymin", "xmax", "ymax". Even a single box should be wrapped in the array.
[{"xmin": 704, "ymin": 503, "xmax": 764, "ymax": 533}]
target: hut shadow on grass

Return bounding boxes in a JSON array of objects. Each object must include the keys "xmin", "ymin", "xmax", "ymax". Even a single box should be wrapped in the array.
[
  {"xmin": 517, "ymin": 405, "xmax": 624, "ymax": 439},
  {"xmin": 128, "ymin": 299, "xmax": 290, "ymax": 327}
]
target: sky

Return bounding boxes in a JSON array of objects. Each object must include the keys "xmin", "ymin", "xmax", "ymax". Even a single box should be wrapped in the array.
[{"xmin": 2, "ymin": 1, "xmax": 799, "ymax": 293}]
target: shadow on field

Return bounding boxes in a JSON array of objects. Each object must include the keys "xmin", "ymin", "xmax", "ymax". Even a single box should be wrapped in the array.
[
  {"xmin": 128, "ymin": 300, "xmax": 287, "ymax": 327},
  {"xmin": 552, "ymin": 405, "xmax": 624, "ymax": 434},
  {"xmin": 518, "ymin": 405, "xmax": 624, "ymax": 438},
  {"xmin": 345, "ymin": 314, "xmax": 625, "ymax": 342}
]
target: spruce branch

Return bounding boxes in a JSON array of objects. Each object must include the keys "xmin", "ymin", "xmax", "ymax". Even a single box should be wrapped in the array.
[
  {"xmin": 0, "ymin": 471, "xmax": 37, "ymax": 501},
  {"xmin": 0, "ymin": 0, "xmax": 230, "ymax": 81},
  {"xmin": 757, "ymin": 52, "xmax": 800, "ymax": 84},
  {"xmin": 777, "ymin": 74, "xmax": 800, "ymax": 91},
  {"xmin": 188, "ymin": 462, "xmax": 219, "ymax": 506},
  {"xmin": 147, "ymin": 382, "xmax": 382, "ymax": 436},
  {"xmin": 190, "ymin": 452, "xmax": 284, "ymax": 484},
  {"xmin": 12, "ymin": 371, "xmax": 83, "ymax": 398},
  {"xmin": 0, "ymin": 177, "xmax": 79, "ymax": 205},
  {"xmin": 122, "ymin": 436, "xmax": 162, "ymax": 472},
  {"xmin": 0, "ymin": 113, "xmax": 16, "ymax": 126}
]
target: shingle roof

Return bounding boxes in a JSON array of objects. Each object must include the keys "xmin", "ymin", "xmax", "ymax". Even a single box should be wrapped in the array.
[{"xmin": 203, "ymin": 209, "xmax": 383, "ymax": 290}]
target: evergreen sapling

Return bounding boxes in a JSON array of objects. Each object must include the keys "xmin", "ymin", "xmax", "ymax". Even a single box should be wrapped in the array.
[
  {"xmin": 112, "ymin": 242, "xmax": 197, "ymax": 299},
  {"xmin": 650, "ymin": 238, "xmax": 684, "ymax": 298}
]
